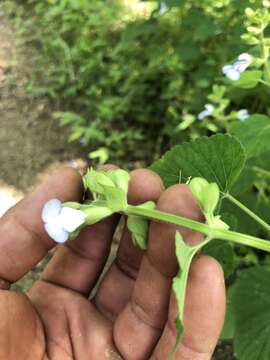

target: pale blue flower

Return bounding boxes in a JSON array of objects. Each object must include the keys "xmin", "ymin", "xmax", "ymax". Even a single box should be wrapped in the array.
[
  {"xmin": 237, "ymin": 109, "xmax": 250, "ymax": 121},
  {"xmin": 159, "ymin": 2, "xmax": 169, "ymax": 15},
  {"xmin": 223, "ymin": 53, "xmax": 252, "ymax": 81},
  {"xmin": 198, "ymin": 104, "xmax": 214, "ymax": 120}
]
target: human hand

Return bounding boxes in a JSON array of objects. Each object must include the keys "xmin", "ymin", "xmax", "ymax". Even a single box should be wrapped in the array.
[{"xmin": 0, "ymin": 166, "xmax": 225, "ymax": 360}]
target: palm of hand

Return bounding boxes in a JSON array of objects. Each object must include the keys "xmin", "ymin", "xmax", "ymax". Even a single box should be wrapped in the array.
[{"xmin": 0, "ymin": 167, "xmax": 225, "ymax": 360}]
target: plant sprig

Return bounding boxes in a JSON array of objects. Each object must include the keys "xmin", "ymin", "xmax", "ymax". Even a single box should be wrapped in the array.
[{"xmin": 41, "ymin": 166, "xmax": 270, "ymax": 358}]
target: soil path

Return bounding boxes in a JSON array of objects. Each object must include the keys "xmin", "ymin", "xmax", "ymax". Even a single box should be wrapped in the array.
[
  {"xmin": 0, "ymin": 8, "xmax": 86, "ymax": 198},
  {"xmin": 0, "ymin": 7, "xmax": 88, "ymax": 291}
]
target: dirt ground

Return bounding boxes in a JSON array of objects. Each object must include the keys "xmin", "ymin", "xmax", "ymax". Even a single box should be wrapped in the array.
[
  {"xmin": 0, "ymin": 7, "xmax": 89, "ymax": 291},
  {"xmin": 0, "ymin": 10, "xmax": 87, "ymax": 195}
]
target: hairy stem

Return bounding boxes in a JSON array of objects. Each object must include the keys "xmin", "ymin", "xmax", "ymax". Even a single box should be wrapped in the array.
[
  {"xmin": 224, "ymin": 193, "xmax": 270, "ymax": 233},
  {"xmin": 126, "ymin": 205, "xmax": 270, "ymax": 252},
  {"xmin": 260, "ymin": 27, "xmax": 270, "ymax": 83}
]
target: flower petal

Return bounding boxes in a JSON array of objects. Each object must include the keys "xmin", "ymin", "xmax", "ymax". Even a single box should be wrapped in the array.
[
  {"xmin": 225, "ymin": 68, "xmax": 240, "ymax": 81},
  {"xmin": 238, "ymin": 53, "xmax": 252, "ymax": 65},
  {"xmin": 44, "ymin": 219, "xmax": 69, "ymax": 243},
  {"xmin": 59, "ymin": 207, "xmax": 86, "ymax": 232},
  {"xmin": 205, "ymin": 104, "xmax": 214, "ymax": 113},
  {"xmin": 222, "ymin": 64, "xmax": 233, "ymax": 75},
  {"xmin": 237, "ymin": 109, "xmax": 249, "ymax": 121},
  {"xmin": 233, "ymin": 60, "xmax": 249, "ymax": 73},
  {"xmin": 198, "ymin": 110, "xmax": 209, "ymax": 120},
  {"xmin": 42, "ymin": 199, "xmax": 62, "ymax": 223}
]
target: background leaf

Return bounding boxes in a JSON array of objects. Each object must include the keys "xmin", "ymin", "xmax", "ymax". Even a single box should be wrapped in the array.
[
  {"xmin": 220, "ymin": 285, "xmax": 236, "ymax": 340},
  {"xmin": 230, "ymin": 70, "xmax": 262, "ymax": 89},
  {"xmin": 231, "ymin": 114, "xmax": 270, "ymax": 159},
  {"xmin": 233, "ymin": 267, "xmax": 270, "ymax": 360},
  {"xmin": 151, "ymin": 134, "xmax": 246, "ymax": 192},
  {"xmin": 232, "ymin": 114, "xmax": 270, "ymax": 157},
  {"xmin": 203, "ymin": 240, "xmax": 235, "ymax": 278}
]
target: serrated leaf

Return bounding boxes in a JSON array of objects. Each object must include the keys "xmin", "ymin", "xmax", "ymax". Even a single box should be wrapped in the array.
[
  {"xmin": 151, "ymin": 134, "xmax": 246, "ymax": 192},
  {"xmin": 231, "ymin": 114, "xmax": 270, "ymax": 159},
  {"xmin": 203, "ymin": 240, "xmax": 234, "ymax": 278},
  {"xmin": 230, "ymin": 70, "xmax": 262, "ymax": 89},
  {"xmin": 234, "ymin": 267, "xmax": 270, "ymax": 360}
]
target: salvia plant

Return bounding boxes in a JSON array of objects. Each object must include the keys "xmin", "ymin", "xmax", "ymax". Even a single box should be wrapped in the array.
[
  {"xmin": 8, "ymin": 0, "xmax": 270, "ymax": 357},
  {"xmin": 42, "ymin": 133, "xmax": 270, "ymax": 359}
]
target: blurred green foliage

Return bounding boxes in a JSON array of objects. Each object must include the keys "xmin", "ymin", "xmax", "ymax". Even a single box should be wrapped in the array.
[{"xmin": 10, "ymin": 0, "xmax": 270, "ymax": 163}]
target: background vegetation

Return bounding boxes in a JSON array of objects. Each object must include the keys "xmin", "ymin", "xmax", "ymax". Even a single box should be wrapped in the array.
[{"xmin": 11, "ymin": 0, "xmax": 269, "ymax": 161}]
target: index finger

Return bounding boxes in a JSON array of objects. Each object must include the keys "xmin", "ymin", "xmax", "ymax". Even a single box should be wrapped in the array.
[{"xmin": 0, "ymin": 167, "xmax": 83, "ymax": 286}]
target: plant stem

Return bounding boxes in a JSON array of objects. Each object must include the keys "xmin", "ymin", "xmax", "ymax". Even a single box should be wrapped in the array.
[
  {"xmin": 258, "ymin": 79, "xmax": 270, "ymax": 87},
  {"xmin": 252, "ymin": 165, "xmax": 270, "ymax": 178},
  {"xmin": 127, "ymin": 205, "xmax": 270, "ymax": 252},
  {"xmin": 260, "ymin": 27, "xmax": 270, "ymax": 83},
  {"xmin": 224, "ymin": 193, "xmax": 270, "ymax": 233}
]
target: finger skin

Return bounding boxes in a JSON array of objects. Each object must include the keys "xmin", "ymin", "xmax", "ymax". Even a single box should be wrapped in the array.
[
  {"xmin": 152, "ymin": 255, "xmax": 226, "ymax": 360},
  {"xmin": 94, "ymin": 169, "xmax": 164, "ymax": 320},
  {"xmin": 0, "ymin": 291, "xmax": 46, "ymax": 360},
  {"xmin": 0, "ymin": 167, "xmax": 83, "ymax": 284},
  {"xmin": 114, "ymin": 184, "xmax": 205, "ymax": 360}
]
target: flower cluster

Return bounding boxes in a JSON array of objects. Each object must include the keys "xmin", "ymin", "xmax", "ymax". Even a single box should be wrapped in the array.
[
  {"xmin": 42, "ymin": 199, "xmax": 86, "ymax": 243},
  {"xmin": 222, "ymin": 53, "xmax": 252, "ymax": 81},
  {"xmin": 198, "ymin": 104, "xmax": 214, "ymax": 120}
]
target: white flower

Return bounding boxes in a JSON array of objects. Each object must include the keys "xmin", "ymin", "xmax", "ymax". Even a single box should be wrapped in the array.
[
  {"xmin": 159, "ymin": 2, "xmax": 169, "ymax": 15},
  {"xmin": 198, "ymin": 103, "xmax": 214, "ymax": 120},
  {"xmin": 237, "ymin": 109, "xmax": 250, "ymax": 121},
  {"xmin": 223, "ymin": 53, "xmax": 252, "ymax": 81},
  {"xmin": 42, "ymin": 199, "xmax": 86, "ymax": 243},
  {"xmin": 222, "ymin": 65, "xmax": 241, "ymax": 81}
]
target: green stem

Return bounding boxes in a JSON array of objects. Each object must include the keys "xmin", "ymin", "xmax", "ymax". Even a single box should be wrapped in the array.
[
  {"xmin": 260, "ymin": 28, "xmax": 270, "ymax": 83},
  {"xmin": 258, "ymin": 79, "xmax": 270, "ymax": 87},
  {"xmin": 224, "ymin": 193, "xmax": 270, "ymax": 233},
  {"xmin": 252, "ymin": 165, "xmax": 270, "ymax": 178},
  {"xmin": 126, "ymin": 205, "xmax": 270, "ymax": 252}
]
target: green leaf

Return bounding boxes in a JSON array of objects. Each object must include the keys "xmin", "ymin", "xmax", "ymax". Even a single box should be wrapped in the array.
[
  {"xmin": 88, "ymin": 147, "xmax": 109, "ymax": 164},
  {"xmin": 83, "ymin": 169, "xmax": 115, "ymax": 195},
  {"xmin": 189, "ymin": 178, "xmax": 220, "ymax": 215},
  {"xmin": 108, "ymin": 169, "xmax": 130, "ymax": 195},
  {"xmin": 103, "ymin": 186, "xmax": 127, "ymax": 212},
  {"xmin": 234, "ymin": 267, "xmax": 270, "ymax": 360},
  {"xmin": 173, "ymin": 232, "xmax": 199, "ymax": 351},
  {"xmin": 83, "ymin": 169, "xmax": 130, "ymax": 211},
  {"xmin": 203, "ymin": 240, "xmax": 234, "ymax": 278},
  {"xmin": 151, "ymin": 134, "xmax": 246, "ymax": 192},
  {"xmin": 84, "ymin": 205, "xmax": 113, "ymax": 225},
  {"xmin": 230, "ymin": 70, "xmax": 262, "ymax": 89},
  {"xmin": 231, "ymin": 114, "xmax": 270, "ymax": 158},
  {"xmin": 127, "ymin": 201, "xmax": 155, "ymax": 249}
]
